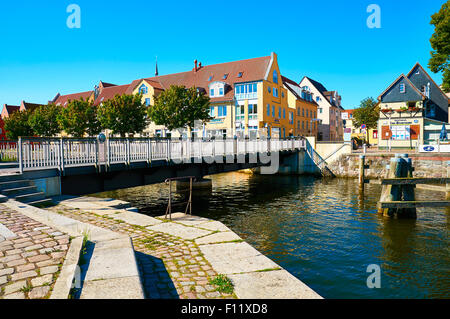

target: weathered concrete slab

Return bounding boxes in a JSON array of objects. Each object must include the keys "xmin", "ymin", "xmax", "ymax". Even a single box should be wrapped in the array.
[
  {"xmin": 148, "ymin": 222, "xmax": 211, "ymax": 240},
  {"xmin": 228, "ymin": 270, "xmax": 322, "ymax": 299},
  {"xmin": 51, "ymin": 236, "xmax": 84, "ymax": 299},
  {"xmin": 0, "ymin": 222, "xmax": 16, "ymax": 239},
  {"xmin": 200, "ymin": 242, "xmax": 262, "ymax": 262},
  {"xmin": 80, "ymin": 276, "xmax": 144, "ymax": 299},
  {"xmin": 112, "ymin": 211, "xmax": 162, "ymax": 227},
  {"xmin": 199, "ymin": 242, "xmax": 279, "ymax": 274},
  {"xmin": 87, "ymin": 208, "xmax": 119, "ymax": 216},
  {"xmin": 195, "ymin": 231, "xmax": 241, "ymax": 245},
  {"xmin": 196, "ymin": 221, "xmax": 232, "ymax": 232},
  {"xmin": 84, "ymin": 246, "xmax": 140, "ymax": 281},
  {"xmin": 158, "ymin": 212, "xmax": 211, "ymax": 226}
]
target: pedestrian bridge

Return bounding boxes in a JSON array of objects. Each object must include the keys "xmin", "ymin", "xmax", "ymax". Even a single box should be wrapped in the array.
[{"xmin": 0, "ymin": 137, "xmax": 316, "ymax": 196}]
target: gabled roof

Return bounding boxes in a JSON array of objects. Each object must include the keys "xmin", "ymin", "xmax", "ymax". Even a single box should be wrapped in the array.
[
  {"xmin": 128, "ymin": 55, "xmax": 272, "ymax": 102},
  {"xmin": 1, "ymin": 104, "xmax": 20, "ymax": 117},
  {"xmin": 377, "ymin": 74, "xmax": 426, "ymax": 101},
  {"xmin": 99, "ymin": 81, "xmax": 117, "ymax": 88},
  {"xmin": 407, "ymin": 62, "xmax": 450, "ymax": 103},
  {"xmin": 20, "ymin": 101, "xmax": 44, "ymax": 112},
  {"xmin": 282, "ymin": 76, "xmax": 318, "ymax": 106},
  {"xmin": 93, "ymin": 84, "xmax": 131, "ymax": 106},
  {"xmin": 302, "ymin": 76, "xmax": 328, "ymax": 94},
  {"xmin": 53, "ymin": 90, "xmax": 93, "ymax": 107}
]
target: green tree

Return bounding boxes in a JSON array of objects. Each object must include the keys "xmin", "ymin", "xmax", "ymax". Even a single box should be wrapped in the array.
[
  {"xmin": 97, "ymin": 93, "xmax": 147, "ymax": 137},
  {"xmin": 3, "ymin": 110, "xmax": 34, "ymax": 139},
  {"xmin": 352, "ymin": 97, "xmax": 379, "ymax": 143},
  {"xmin": 58, "ymin": 98, "xmax": 101, "ymax": 138},
  {"xmin": 429, "ymin": 1, "xmax": 450, "ymax": 92},
  {"xmin": 149, "ymin": 85, "xmax": 211, "ymax": 132},
  {"xmin": 28, "ymin": 103, "xmax": 61, "ymax": 137}
]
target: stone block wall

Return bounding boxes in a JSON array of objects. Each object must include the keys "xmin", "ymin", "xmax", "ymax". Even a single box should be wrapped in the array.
[{"xmin": 328, "ymin": 153, "xmax": 449, "ymax": 179}]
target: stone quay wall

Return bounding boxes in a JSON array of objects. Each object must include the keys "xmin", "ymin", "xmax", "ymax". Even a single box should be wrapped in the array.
[{"xmin": 328, "ymin": 153, "xmax": 450, "ymax": 179}]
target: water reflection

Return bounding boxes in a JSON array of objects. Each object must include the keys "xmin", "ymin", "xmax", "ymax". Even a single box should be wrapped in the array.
[{"xmin": 92, "ymin": 172, "xmax": 450, "ymax": 299}]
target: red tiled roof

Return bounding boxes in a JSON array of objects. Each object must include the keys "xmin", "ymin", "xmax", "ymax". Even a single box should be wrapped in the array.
[
  {"xmin": 54, "ymin": 91, "xmax": 93, "ymax": 107},
  {"xmin": 128, "ymin": 55, "xmax": 272, "ymax": 101},
  {"xmin": 93, "ymin": 84, "xmax": 131, "ymax": 106},
  {"xmin": 20, "ymin": 101, "xmax": 44, "ymax": 112}
]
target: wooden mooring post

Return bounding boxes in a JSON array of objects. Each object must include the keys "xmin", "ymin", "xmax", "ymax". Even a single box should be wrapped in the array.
[
  {"xmin": 447, "ymin": 161, "xmax": 450, "ymax": 200},
  {"xmin": 378, "ymin": 155, "xmax": 450, "ymax": 218},
  {"xmin": 377, "ymin": 154, "xmax": 417, "ymax": 218}
]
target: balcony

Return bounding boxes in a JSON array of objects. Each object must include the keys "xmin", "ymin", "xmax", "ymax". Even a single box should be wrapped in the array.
[{"xmin": 235, "ymin": 92, "xmax": 258, "ymax": 101}]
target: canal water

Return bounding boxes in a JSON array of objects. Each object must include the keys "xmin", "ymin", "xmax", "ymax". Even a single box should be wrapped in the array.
[{"xmin": 92, "ymin": 172, "xmax": 450, "ymax": 299}]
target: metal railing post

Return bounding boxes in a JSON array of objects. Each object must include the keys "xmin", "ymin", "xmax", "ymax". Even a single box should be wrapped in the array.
[
  {"xmin": 18, "ymin": 137, "xmax": 23, "ymax": 174},
  {"xmin": 106, "ymin": 138, "xmax": 110, "ymax": 171},
  {"xmin": 147, "ymin": 138, "xmax": 152, "ymax": 164},
  {"xmin": 167, "ymin": 139, "xmax": 171, "ymax": 161},
  {"xmin": 59, "ymin": 138, "xmax": 65, "ymax": 174},
  {"xmin": 126, "ymin": 139, "xmax": 131, "ymax": 166}
]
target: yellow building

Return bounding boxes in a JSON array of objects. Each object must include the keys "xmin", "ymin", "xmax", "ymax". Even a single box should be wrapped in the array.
[
  {"xmin": 125, "ymin": 52, "xmax": 293, "ymax": 138},
  {"xmin": 282, "ymin": 76, "xmax": 319, "ymax": 137}
]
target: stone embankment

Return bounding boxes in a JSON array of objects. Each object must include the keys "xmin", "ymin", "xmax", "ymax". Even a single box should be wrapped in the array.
[
  {"xmin": 1, "ymin": 194, "xmax": 321, "ymax": 299},
  {"xmin": 329, "ymin": 153, "xmax": 450, "ymax": 179}
]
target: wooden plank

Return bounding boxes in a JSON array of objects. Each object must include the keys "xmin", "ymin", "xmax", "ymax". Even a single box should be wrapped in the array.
[
  {"xmin": 380, "ymin": 200, "xmax": 450, "ymax": 208},
  {"xmin": 381, "ymin": 178, "xmax": 450, "ymax": 185}
]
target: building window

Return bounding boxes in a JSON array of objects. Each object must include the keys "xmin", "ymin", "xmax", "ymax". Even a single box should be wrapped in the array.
[
  {"xmin": 236, "ymin": 105, "xmax": 245, "ymax": 122},
  {"xmin": 235, "ymin": 83, "xmax": 258, "ymax": 99},
  {"xmin": 316, "ymin": 96, "xmax": 320, "ymax": 102},
  {"xmin": 272, "ymin": 105, "xmax": 275, "ymax": 117},
  {"xmin": 278, "ymin": 107, "xmax": 281, "ymax": 118},
  {"xmin": 282, "ymin": 92, "xmax": 285, "ymax": 98},
  {"xmin": 219, "ymin": 87, "xmax": 224, "ymax": 96},
  {"xmin": 223, "ymin": 74, "xmax": 228, "ymax": 80},
  {"xmin": 145, "ymin": 98, "xmax": 151, "ymax": 106},
  {"xmin": 209, "ymin": 106, "xmax": 214, "ymax": 117},
  {"xmin": 273, "ymin": 88, "xmax": 279, "ymax": 98},
  {"xmin": 217, "ymin": 105, "xmax": 227, "ymax": 117},
  {"xmin": 289, "ymin": 111, "xmax": 293, "ymax": 124},
  {"xmin": 283, "ymin": 108, "xmax": 286, "ymax": 119},
  {"xmin": 400, "ymin": 83, "xmax": 406, "ymax": 93},
  {"xmin": 266, "ymin": 104, "xmax": 270, "ymax": 117},
  {"xmin": 268, "ymin": 87, "xmax": 271, "ymax": 94},
  {"xmin": 302, "ymin": 108, "xmax": 305, "ymax": 117},
  {"xmin": 139, "ymin": 84, "xmax": 148, "ymax": 94},
  {"xmin": 273, "ymin": 70, "xmax": 278, "ymax": 84},
  {"xmin": 248, "ymin": 104, "xmax": 258, "ymax": 120},
  {"xmin": 210, "ymin": 89, "xmax": 215, "ymax": 97},
  {"xmin": 237, "ymin": 72, "xmax": 243, "ymax": 78}
]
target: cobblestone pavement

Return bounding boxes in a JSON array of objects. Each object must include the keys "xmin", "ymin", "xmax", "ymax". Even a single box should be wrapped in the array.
[
  {"xmin": 0, "ymin": 204, "xmax": 70, "ymax": 299},
  {"xmin": 48, "ymin": 204, "xmax": 236, "ymax": 299}
]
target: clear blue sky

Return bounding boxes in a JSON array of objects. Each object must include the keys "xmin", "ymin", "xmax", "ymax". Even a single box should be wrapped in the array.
[{"xmin": 0, "ymin": 0, "xmax": 446, "ymax": 111}]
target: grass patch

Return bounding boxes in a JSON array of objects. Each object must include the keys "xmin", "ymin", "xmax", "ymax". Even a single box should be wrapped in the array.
[
  {"xmin": 208, "ymin": 274, "xmax": 234, "ymax": 294},
  {"xmin": 19, "ymin": 282, "xmax": 33, "ymax": 293}
]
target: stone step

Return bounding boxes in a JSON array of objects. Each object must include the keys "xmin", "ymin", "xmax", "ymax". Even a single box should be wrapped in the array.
[
  {"xmin": 0, "ymin": 180, "xmax": 33, "ymax": 191},
  {"xmin": 0, "ymin": 174, "xmax": 23, "ymax": 183},
  {"xmin": 15, "ymin": 192, "xmax": 46, "ymax": 203},
  {"xmin": 25, "ymin": 198, "xmax": 53, "ymax": 207},
  {"xmin": 2, "ymin": 185, "xmax": 38, "ymax": 197}
]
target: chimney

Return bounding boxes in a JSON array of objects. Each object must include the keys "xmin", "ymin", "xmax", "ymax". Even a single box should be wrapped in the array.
[
  {"xmin": 194, "ymin": 59, "xmax": 198, "ymax": 72},
  {"xmin": 198, "ymin": 62, "xmax": 202, "ymax": 69}
]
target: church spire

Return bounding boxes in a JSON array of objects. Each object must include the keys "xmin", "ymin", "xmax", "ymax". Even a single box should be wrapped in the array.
[{"xmin": 155, "ymin": 56, "xmax": 159, "ymax": 76}]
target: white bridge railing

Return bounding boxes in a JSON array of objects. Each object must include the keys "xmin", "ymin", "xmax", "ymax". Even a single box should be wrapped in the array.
[{"xmin": 13, "ymin": 137, "xmax": 306, "ymax": 173}]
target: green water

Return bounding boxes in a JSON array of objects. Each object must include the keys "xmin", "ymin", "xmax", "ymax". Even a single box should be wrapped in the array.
[{"xmin": 93, "ymin": 172, "xmax": 450, "ymax": 299}]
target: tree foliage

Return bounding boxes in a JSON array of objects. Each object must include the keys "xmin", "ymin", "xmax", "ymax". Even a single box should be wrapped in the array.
[
  {"xmin": 3, "ymin": 110, "xmax": 34, "ymax": 139},
  {"xmin": 352, "ymin": 97, "xmax": 379, "ymax": 143},
  {"xmin": 58, "ymin": 98, "xmax": 101, "ymax": 138},
  {"xmin": 429, "ymin": 1, "xmax": 450, "ymax": 92},
  {"xmin": 28, "ymin": 103, "xmax": 61, "ymax": 137},
  {"xmin": 97, "ymin": 93, "xmax": 147, "ymax": 137},
  {"xmin": 149, "ymin": 85, "xmax": 211, "ymax": 131}
]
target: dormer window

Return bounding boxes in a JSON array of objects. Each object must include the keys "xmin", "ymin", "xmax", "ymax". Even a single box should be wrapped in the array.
[
  {"xmin": 209, "ymin": 81, "xmax": 225, "ymax": 98},
  {"xmin": 223, "ymin": 74, "xmax": 228, "ymax": 80},
  {"xmin": 139, "ymin": 84, "xmax": 148, "ymax": 94},
  {"xmin": 208, "ymin": 75, "xmax": 213, "ymax": 81},
  {"xmin": 237, "ymin": 72, "xmax": 243, "ymax": 78}
]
